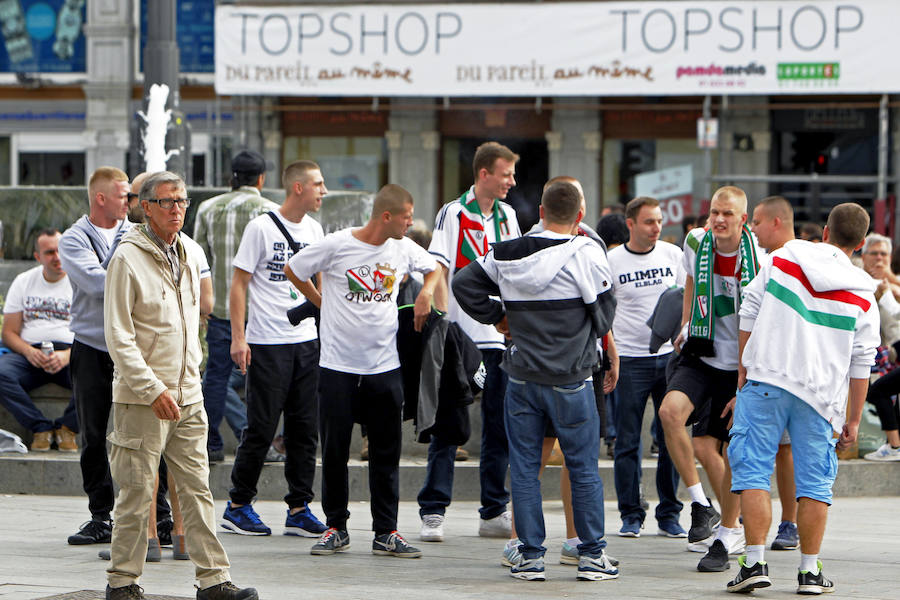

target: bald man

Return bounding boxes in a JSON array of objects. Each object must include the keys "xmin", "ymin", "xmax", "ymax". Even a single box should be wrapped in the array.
[{"xmin": 749, "ymin": 196, "xmax": 799, "ymax": 553}]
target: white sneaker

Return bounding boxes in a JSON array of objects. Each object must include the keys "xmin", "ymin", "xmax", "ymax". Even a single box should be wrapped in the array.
[
  {"xmin": 478, "ymin": 510, "xmax": 512, "ymax": 538},
  {"xmin": 687, "ymin": 529, "xmax": 716, "ymax": 553},
  {"xmin": 864, "ymin": 442, "xmax": 900, "ymax": 461},
  {"xmin": 419, "ymin": 514, "xmax": 444, "ymax": 542}
]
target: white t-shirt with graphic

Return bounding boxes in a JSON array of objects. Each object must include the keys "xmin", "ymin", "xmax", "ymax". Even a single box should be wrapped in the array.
[
  {"xmin": 232, "ymin": 211, "xmax": 323, "ymax": 344},
  {"xmin": 429, "ymin": 190, "xmax": 520, "ymax": 351},
  {"xmin": 683, "ymin": 228, "xmax": 750, "ymax": 371},
  {"xmin": 3, "ymin": 265, "xmax": 74, "ymax": 345},
  {"xmin": 609, "ymin": 241, "xmax": 685, "ymax": 357},
  {"xmin": 288, "ymin": 228, "xmax": 437, "ymax": 375}
]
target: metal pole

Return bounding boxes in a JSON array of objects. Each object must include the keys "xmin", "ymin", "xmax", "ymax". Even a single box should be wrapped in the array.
[
  {"xmin": 702, "ymin": 95, "xmax": 711, "ymax": 212},
  {"xmin": 143, "ymin": 0, "xmax": 191, "ymax": 180},
  {"xmin": 878, "ymin": 94, "xmax": 889, "ymax": 203}
]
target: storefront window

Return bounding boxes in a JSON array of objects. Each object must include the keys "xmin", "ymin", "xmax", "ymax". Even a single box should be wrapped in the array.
[{"xmin": 283, "ymin": 136, "xmax": 386, "ymax": 193}]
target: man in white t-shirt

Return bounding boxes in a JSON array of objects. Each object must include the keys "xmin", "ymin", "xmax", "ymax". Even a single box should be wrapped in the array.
[
  {"xmin": 0, "ymin": 228, "xmax": 77, "ymax": 452},
  {"xmin": 419, "ymin": 141, "xmax": 521, "ymax": 542},
  {"xmin": 220, "ymin": 160, "xmax": 328, "ymax": 538},
  {"xmin": 608, "ymin": 197, "xmax": 686, "ymax": 539},
  {"xmin": 658, "ymin": 186, "xmax": 761, "ymax": 572},
  {"xmin": 285, "ymin": 184, "xmax": 439, "ymax": 558}
]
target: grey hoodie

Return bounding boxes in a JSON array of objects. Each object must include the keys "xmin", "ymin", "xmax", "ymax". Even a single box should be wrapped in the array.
[
  {"xmin": 452, "ymin": 230, "xmax": 616, "ymax": 385},
  {"xmin": 58, "ymin": 215, "xmax": 131, "ymax": 352}
]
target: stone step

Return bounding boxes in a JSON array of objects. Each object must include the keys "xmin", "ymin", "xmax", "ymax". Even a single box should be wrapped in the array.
[{"xmin": 2, "ymin": 452, "xmax": 897, "ymax": 504}]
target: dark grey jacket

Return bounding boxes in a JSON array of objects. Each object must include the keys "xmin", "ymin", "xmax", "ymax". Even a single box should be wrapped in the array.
[{"xmin": 452, "ymin": 230, "xmax": 616, "ymax": 385}]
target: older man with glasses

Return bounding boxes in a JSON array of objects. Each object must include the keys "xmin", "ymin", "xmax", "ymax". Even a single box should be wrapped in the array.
[{"xmin": 103, "ymin": 171, "xmax": 257, "ymax": 600}]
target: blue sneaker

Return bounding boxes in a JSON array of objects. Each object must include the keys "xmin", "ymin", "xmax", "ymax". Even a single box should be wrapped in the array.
[
  {"xmin": 771, "ymin": 520, "xmax": 799, "ymax": 550},
  {"xmin": 618, "ymin": 518, "xmax": 642, "ymax": 538},
  {"xmin": 658, "ymin": 519, "xmax": 688, "ymax": 538},
  {"xmin": 284, "ymin": 505, "xmax": 327, "ymax": 537},
  {"xmin": 510, "ymin": 556, "xmax": 546, "ymax": 581},
  {"xmin": 221, "ymin": 502, "xmax": 271, "ymax": 536}
]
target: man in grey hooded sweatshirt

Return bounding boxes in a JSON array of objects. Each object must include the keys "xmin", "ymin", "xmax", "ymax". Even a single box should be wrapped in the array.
[
  {"xmin": 59, "ymin": 167, "xmax": 132, "ymax": 546},
  {"xmin": 452, "ymin": 181, "xmax": 618, "ymax": 583}
]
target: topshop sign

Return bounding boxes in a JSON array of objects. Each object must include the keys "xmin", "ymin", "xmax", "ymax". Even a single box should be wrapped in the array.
[{"xmin": 215, "ymin": 1, "xmax": 896, "ymax": 96}]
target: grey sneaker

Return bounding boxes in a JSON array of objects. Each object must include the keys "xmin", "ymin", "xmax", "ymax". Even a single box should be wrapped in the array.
[
  {"xmin": 510, "ymin": 556, "xmax": 546, "ymax": 581},
  {"xmin": 577, "ymin": 551, "xmax": 620, "ymax": 581},
  {"xmin": 310, "ymin": 528, "xmax": 350, "ymax": 555},
  {"xmin": 560, "ymin": 541, "xmax": 578, "ymax": 565},
  {"xmin": 560, "ymin": 542, "xmax": 620, "ymax": 567},
  {"xmin": 372, "ymin": 531, "xmax": 422, "ymax": 558}
]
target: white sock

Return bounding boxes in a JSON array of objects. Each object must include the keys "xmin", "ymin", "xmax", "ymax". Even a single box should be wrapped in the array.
[
  {"xmin": 800, "ymin": 554, "xmax": 820, "ymax": 574},
  {"xmin": 566, "ymin": 537, "xmax": 581, "ymax": 547},
  {"xmin": 745, "ymin": 544, "xmax": 765, "ymax": 566},
  {"xmin": 715, "ymin": 525, "xmax": 735, "ymax": 542},
  {"xmin": 688, "ymin": 483, "xmax": 710, "ymax": 506}
]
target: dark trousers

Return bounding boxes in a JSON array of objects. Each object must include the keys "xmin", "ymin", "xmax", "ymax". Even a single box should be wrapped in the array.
[
  {"xmin": 869, "ymin": 368, "xmax": 900, "ymax": 431},
  {"xmin": 417, "ymin": 349, "xmax": 509, "ymax": 519},
  {"xmin": 613, "ymin": 354, "xmax": 682, "ymax": 525},
  {"xmin": 319, "ymin": 367, "xmax": 403, "ymax": 534},
  {"xmin": 71, "ymin": 341, "xmax": 170, "ymax": 522},
  {"xmin": 0, "ymin": 346, "xmax": 78, "ymax": 433},
  {"xmin": 70, "ymin": 340, "xmax": 116, "ymax": 521},
  {"xmin": 202, "ymin": 316, "xmax": 232, "ymax": 453},
  {"xmin": 230, "ymin": 341, "xmax": 320, "ymax": 508}
]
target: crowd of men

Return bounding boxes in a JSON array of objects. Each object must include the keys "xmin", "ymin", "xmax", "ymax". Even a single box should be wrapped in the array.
[{"xmin": 0, "ymin": 140, "xmax": 889, "ymax": 598}]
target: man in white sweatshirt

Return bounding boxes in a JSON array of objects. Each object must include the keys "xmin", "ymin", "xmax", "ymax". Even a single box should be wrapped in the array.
[{"xmin": 725, "ymin": 203, "xmax": 879, "ymax": 594}]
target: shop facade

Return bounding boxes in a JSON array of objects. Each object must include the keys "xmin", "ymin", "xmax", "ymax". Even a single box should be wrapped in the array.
[{"xmin": 2, "ymin": 1, "xmax": 899, "ymax": 236}]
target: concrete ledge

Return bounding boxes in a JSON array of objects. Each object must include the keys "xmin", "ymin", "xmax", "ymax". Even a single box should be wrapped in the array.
[{"xmin": 2, "ymin": 453, "xmax": 896, "ymax": 503}]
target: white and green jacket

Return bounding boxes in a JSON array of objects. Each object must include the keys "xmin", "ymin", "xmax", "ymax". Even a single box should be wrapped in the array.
[{"xmin": 739, "ymin": 239, "xmax": 879, "ymax": 431}]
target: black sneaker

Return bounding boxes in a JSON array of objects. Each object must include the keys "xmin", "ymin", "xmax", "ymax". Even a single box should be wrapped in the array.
[
  {"xmin": 726, "ymin": 556, "xmax": 771, "ymax": 593},
  {"xmin": 688, "ymin": 501, "xmax": 721, "ymax": 543},
  {"xmin": 372, "ymin": 531, "xmax": 422, "ymax": 558},
  {"xmin": 208, "ymin": 448, "xmax": 225, "ymax": 464},
  {"xmin": 156, "ymin": 517, "xmax": 174, "ymax": 547},
  {"xmin": 196, "ymin": 581, "xmax": 259, "ymax": 600},
  {"xmin": 69, "ymin": 519, "xmax": 112, "ymax": 545},
  {"xmin": 697, "ymin": 539, "xmax": 731, "ymax": 572},
  {"xmin": 310, "ymin": 527, "xmax": 350, "ymax": 555},
  {"xmin": 797, "ymin": 562, "xmax": 835, "ymax": 595},
  {"xmin": 106, "ymin": 584, "xmax": 145, "ymax": 600}
]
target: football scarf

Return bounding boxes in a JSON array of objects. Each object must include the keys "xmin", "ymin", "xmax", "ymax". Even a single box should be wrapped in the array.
[
  {"xmin": 454, "ymin": 189, "xmax": 511, "ymax": 271},
  {"xmin": 683, "ymin": 224, "xmax": 759, "ymax": 357}
]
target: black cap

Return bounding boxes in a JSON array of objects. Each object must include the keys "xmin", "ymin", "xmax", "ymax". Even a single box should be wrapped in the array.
[{"xmin": 231, "ymin": 150, "xmax": 267, "ymax": 176}]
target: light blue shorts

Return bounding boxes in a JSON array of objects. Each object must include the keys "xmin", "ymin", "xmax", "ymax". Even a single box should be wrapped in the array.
[{"xmin": 728, "ymin": 380, "xmax": 838, "ymax": 505}]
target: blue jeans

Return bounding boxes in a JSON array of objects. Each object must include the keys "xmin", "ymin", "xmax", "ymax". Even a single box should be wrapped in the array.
[
  {"xmin": 0, "ymin": 348, "xmax": 78, "ymax": 433},
  {"xmin": 613, "ymin": 354, "xmax": 683, "ymax": 525},
  {"xmin": 506, "ymin": 377, "xmax": 606, "ymax": 559},
  {"xmin": 417, "ymin": 349, "xmax": 509, "ymax": 519},
  {"xmin": 203, "ymin": 316, "xmax": 233, "ymax": 453}
]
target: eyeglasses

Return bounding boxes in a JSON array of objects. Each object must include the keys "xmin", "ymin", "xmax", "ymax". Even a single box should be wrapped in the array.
[{"xmin": 147, "ymin": 197, "xmax": 191, "ymax": 210}]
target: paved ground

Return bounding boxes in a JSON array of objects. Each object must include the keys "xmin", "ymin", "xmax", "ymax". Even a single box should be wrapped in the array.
[{"xmin": 0, "ymin": 494, "xmax": 897, "ymax": 600}]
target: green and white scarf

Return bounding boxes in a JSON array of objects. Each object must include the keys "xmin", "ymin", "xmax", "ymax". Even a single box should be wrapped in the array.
[{"xmin": 683, "ymin": 224, "xmax": 760, "ymax": 357}]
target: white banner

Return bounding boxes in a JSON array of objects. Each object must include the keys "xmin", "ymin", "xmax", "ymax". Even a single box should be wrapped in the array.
[{"xmin": 215, "ymin": 1, "xmax": 897, "ymax": 97}]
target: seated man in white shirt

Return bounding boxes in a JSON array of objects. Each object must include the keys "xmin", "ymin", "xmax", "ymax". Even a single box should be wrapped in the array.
[{"xmin": 0, "ymin": 228, "xmax": 78, "ymax": 452}]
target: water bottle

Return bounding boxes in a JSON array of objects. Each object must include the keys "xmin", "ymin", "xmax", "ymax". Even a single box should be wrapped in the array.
[{"xmin": 41, "ymin": 341, "xmax": 54, "ymax": 356}]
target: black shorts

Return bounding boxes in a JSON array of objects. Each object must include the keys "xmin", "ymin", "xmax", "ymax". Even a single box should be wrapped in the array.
[{"xmin": 665, "ymin": 353, "xmax": 737, "ymax": 443}]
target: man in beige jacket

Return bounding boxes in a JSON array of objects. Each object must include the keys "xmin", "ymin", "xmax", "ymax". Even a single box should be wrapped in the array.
[{"xmin": 103, "ymin": 171, "xmax": 256, "ymax": 600}]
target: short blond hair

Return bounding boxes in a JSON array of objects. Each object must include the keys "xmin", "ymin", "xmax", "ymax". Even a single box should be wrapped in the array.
[
  {"xmin": 88, "ymin": 167, "xmax": 128, "ymax": 200},
  {"xmin": 712, "ymin": 186, "xmax": 748, "ymax": 214}
]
